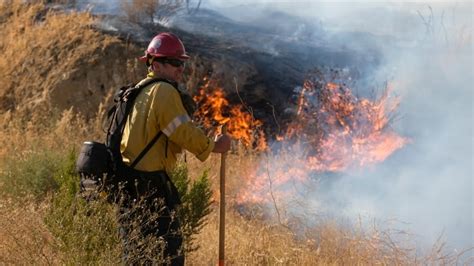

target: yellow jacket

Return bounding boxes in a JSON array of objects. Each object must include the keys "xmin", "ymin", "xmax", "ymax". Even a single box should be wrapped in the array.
[{"xmin": 120, "ymin": 77, "xmax": 215, "ymax": 174}]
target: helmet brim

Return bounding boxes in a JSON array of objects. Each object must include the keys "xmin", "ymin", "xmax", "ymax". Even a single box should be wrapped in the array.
[
  {"xmin": 177, "ymin": 54, "xmax": 190, "ymax": 60},
  {"xmin": 138, "ymin": 53, "xmax": 190, "ymax": 62}
]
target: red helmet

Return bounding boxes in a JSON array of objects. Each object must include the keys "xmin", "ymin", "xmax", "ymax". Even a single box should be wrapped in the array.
[{"xmin": 139, "ymin": 32, "xmax": 190, "ymax": 62}]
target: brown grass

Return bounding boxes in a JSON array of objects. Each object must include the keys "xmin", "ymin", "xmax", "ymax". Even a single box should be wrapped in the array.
[
  {"xmin": 0, "ymin": 107, "xmax": 464, "ymax": 265},
  {"xmin": 0, "ymin": 1, "xmax": 468, "ymax": 265},
  {"xmin": 184, "ymin": 153, "xmax": 465, "ymax": 265},
  {"xmin": 0, "ymin": 0, "xmax": 145, "ymax": 119},
  {"xmin": 121, "ymin": 0, "xmax": 184, "ymax": 24},
  {"xmin": 0, "ymin": 199, "xmax": 60, "ymax": 264}
]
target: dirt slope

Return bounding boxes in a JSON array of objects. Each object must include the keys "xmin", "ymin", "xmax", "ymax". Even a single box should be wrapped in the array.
[
  {"xmin": 0, "ymin": 2, "xmax": 145, "ymax": 118},
  {"xmin": 0, "ymin": 1, "xmax": 368, "ymax": 135}
]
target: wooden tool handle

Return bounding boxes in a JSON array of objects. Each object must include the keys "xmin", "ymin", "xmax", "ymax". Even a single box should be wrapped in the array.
[{"xmin": 218, "ymin": 125, "xmax": 227, "ymax": 265}]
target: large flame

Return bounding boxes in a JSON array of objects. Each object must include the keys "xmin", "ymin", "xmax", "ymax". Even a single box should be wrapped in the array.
[
  {"xmin": 285, "ymin": 79, "xmax": 407, "ymax": 170},
  {"xmin": 190, "ymin": 74, "xmax": 408, "ymax": 207},
  {"xmin": 236, "ymin": 74, "xmax": 409, "ymax": 205},
  {"xmin": 193, "ymin": 77, "xmax": 267, "ymax": 150}
]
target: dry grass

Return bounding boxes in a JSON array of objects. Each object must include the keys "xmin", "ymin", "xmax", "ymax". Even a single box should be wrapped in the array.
[
  {"xmin": 0, "ymin": 1, "xmax": 469, "ymax": 265},
  {"xmin": 0, "ymin": 1, "xmax": 96, "ymax": 108},
  {"xmin": 0, "ymin": 93, "xmax": 466, "ymax": 265},
  {"xmin": 189, "ymin": 212, "xmax": 398, "ymax": 265},
  {"xmin": 121, "ymin": 0, "xmax": 184, "ymax": 24},
  {"xmin": 0, "ymin": 92, "xmax": 464, "ymax": 264},
  {"xmin": 0, "ymin": 0, "xmax": 144, "ymax": 119},
  {"xmin": 183, "ymin": 152, "xmax": 466, "ymax": 265},
  {"xmin": 0, "ymin": 200, "xmax": 61, "ymax": 264}
]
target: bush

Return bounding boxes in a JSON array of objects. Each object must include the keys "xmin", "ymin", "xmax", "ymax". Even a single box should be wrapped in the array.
[
  {"xmin": 171, "ymin": 163, "xmax": 213, "ymax": 252},
  {"xmin": 0, "ymin": 131, "xmax": 213, "ymax": 263},
  {"xmin": 42, "ymin": 151, "xmax": 212, "ymax": 263},
  {"xmin": 44, "ymin": 149, "xmax": 121, "ymax": 264},
  {"xmin": 0, "ymin": 149, "xmax": 61, "ymax": 201},
  {"xmin": 121, "ymin": 0, "xmax": 183, "ymax": 24}
]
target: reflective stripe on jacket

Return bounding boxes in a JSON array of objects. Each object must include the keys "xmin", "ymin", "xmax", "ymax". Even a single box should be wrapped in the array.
[{"xmin": 120, "ymin": 77, "xmax": 214, "ymax": 174}]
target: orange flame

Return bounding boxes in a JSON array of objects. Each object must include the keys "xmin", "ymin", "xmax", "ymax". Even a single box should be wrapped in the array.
[
  {"xmin": 190, "ymin": 74, "xmax": 408, "ymax": 207},
  {"xmin": 236, "ymin": 78, "xmax": 409, "ymax": 205},
  {"xmin": 193, "ymin": 77, "xmax": 267, "ymax": 150},
  {"xmin": 283, "ymin": 80, "xmax": 407, "ymax": 170}
]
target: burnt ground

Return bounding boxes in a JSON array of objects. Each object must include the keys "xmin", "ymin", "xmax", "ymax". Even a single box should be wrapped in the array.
[
  {"xmin": 0, "ymin": 3, "xmax": 384, "ymax": 138},
  {"xmin": 97, "ymin": 8, "xmax": 382, "ymax": 136}
]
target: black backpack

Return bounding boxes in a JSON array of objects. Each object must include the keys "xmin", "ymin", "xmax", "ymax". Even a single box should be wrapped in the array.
[{"xmin": 76, "ymin": 78, "xmax": 176, "ymax": 196}]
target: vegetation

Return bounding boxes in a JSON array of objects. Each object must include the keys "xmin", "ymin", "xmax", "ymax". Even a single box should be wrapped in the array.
[
  {"xmin": 172, "ymin": 164, "xmax": 213, "ymax": 252},
  {"xmin": 0, "ymin": 112, "xmax": 213, "ymax": 263},
  {"xmin": 44, "ymin": 151, "xmax": 121, "ymax": 264},
  {"xmin": 0, "ymin": 150, "xmax": 60, "ymax": 201},
  {"xmin": 120, "ymin": 0, "xmax": 203, "ymax": 23},
  {"xmin": 0, "ymin": 1, "xmax": 467, "ymax": 265},
  {"xmin": 121, "ymin": 0, "xmax": 184, "ymax": 24}
]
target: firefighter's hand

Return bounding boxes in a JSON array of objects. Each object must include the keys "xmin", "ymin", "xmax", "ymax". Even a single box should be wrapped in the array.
[{"xmin": 213, "ymin": 134, "xmax": 231, "ymax": 153}]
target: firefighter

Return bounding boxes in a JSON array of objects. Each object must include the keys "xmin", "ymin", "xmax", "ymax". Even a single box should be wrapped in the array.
[{"xmin": 118, "ymin": 32, "xmax": 231, "ymax": 265}]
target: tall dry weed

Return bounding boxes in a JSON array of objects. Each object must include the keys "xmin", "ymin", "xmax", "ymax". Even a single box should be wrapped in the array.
[
  {"xmin": 0, "ymin": 200, "xmax": 60, "ymax": 264},
  {"xmin": 0, "ymin": 106, "xmax": 104, "ymax": 167},
  {"xmin": 183, "ymin": 151, "xmax": 466, "ymax": 265},
  {"xmin": 0, "ymin": 2, "xmax": 469, "ymax": 265},
  {"xmin": 121, "ymin": 0, "xmax": 184, "ymax": 24},
  {"xmin": 0, "ymin": 0, "xmax": 136, "ymax": 118}
]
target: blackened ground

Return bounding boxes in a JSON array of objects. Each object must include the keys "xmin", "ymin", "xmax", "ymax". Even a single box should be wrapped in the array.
[{"xmin": 97, "ymin": 10, "xmax": 379, "ymax": 138}]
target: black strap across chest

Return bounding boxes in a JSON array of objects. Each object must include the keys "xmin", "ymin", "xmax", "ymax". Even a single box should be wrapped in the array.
[{"xmin": 127, "ymin": 78, "xmax": 177, "ymax": 169}]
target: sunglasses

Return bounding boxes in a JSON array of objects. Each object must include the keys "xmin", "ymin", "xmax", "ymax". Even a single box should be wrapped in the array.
[{"xmin": 157, "ymin": 58, "xmax": 185, "ymax": 68}]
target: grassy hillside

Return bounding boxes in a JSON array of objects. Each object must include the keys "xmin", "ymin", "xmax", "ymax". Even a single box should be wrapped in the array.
[
  {"xmin": 0, "ymin": 1, "xmax": 145, "ymax": 118},
  {"xmin": 0, "ymin": 2, "xmax": 463, "ymax": 265}
]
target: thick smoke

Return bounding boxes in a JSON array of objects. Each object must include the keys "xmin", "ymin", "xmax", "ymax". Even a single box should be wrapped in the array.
[
  {"xmin": 208, "ymin": 0, "xmax": 473, "ymax": 254},
  {"xmin": 344, "ymin": 3, "xmax": 472, "ymax": 252},
  {"xmin": 77, "ymin": 0, "xmax": 472, "ymax": 255}
]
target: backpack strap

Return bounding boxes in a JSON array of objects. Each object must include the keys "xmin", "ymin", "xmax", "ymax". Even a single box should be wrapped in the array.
[
  {"xmin": 130, "ymin": 131, "xmax": 163, "ymax": 168},
  {"xmin": 126, "ymin": 78, "xmax": 178, "ymax": 169}
]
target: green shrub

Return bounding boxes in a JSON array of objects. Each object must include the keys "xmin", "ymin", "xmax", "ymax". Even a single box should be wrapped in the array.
[
  {"xmin": 0, "ymin": 143, "xmax": 213, "ymax": 263},
  {"xmin": 43, "ymin": 152, "xmax": 212, "ymax": 263},
  {"xmin": 0, "ymin": 149, "xmax": 61, "ymax": 201},
  {"xmin": 44, "ymin": 149, "xmax": 121, "ymax": 264},
  {"xmin": 171, "ymin": 163, "xmax": 213, "ymax": 252}
]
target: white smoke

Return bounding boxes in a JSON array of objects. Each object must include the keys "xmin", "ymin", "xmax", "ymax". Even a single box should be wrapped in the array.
[
  {"xmin": 329, "ymin": 3, "xmax": 473, "ymax": 252},
  {"xmin": 207, "ymin": 0, "xmax": 473, "ymax": 256},
  {"xmin": 77, "ymin": 0, "xmax": 473, "ymax": 256}
]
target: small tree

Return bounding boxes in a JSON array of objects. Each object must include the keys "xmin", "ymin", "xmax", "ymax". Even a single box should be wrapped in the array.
[
  {"xmin": 171, "ymin": 163, "xmax": 213, "ymax": 252},
  {"xmin": 121, "ymin": 0, "xmax": 184, "ymax": 24}
]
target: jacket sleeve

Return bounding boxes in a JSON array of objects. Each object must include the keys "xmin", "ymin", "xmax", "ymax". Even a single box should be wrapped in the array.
[{"xmin": 155, "ymin": 83, "xmax": 215, "ymax": 162}]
